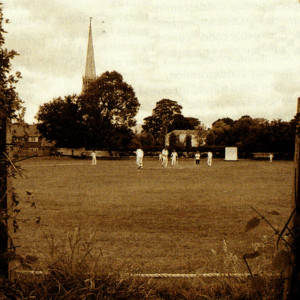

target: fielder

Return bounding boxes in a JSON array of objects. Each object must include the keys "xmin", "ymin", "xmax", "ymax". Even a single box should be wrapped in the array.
[
  {"xmin": 207, "ymin": 151, "xmax": 213, "ymax": 166},
  {"xmin": 91, "ymin": 150, "xmax": 97, "ymax": 165},
  {"xmin": 162, "ymin": 148, "xmax": 169, "ymax": 167},
  {"xmin": 171, "ymin": 150, "xmax": 178, "ymax": 167},
  {"xmin": 136, "ymin": 148, "xmax": 144, "ymax": 169},
  {"xmin": 195, "ymin": 151, "xmax": 200, "ymax": 165},
  {"xmin": 158, "ymin": 153, "xmax": 163, "ymax": 162}
]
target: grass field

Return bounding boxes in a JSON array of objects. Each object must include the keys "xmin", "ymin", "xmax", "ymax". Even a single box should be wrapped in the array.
[{"xmin": 11, "ymin": 156, "xmax": 294, "ymax": 275}]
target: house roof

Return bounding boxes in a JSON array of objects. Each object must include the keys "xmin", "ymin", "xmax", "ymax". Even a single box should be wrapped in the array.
[{"xmin": 11, "ymin": 123, "xmax": 39, "ymax": 137}]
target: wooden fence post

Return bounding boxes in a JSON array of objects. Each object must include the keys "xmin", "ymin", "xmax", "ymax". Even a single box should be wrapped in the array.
[
  {"xmin": 0, "ymin": 117, "xmax": 8, "ymax": 278},
  {"xmin": 0, "ymin": 116, "xmax": 12, "ymax": 279},
  {"xmin": 287, "ymin": 97, "xmax": 300, "ymax": 299},
  {"xmin": 6, "ymin": 119, "xmax": 13, "ymax": 280}
]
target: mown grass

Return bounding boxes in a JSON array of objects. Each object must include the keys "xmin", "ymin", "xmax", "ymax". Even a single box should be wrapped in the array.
[
  {"xmin": 5, "ymin": 156, "xmax": 293, "ymax": 298},
  {"xmin": 11, "ymin": 157, "xmax": 293, "ymax": 274}
]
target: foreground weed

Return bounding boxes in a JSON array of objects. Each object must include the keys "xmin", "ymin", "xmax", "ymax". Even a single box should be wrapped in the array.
[
  {"xmin": 42, "ymin": 227, "xmax": 103, "ymax": 276},
  {"xmin": 2, "ymin": 273, "xmax": 284, "ymax": 299},
  {"xmin": 243, "ymin": 206, "xmax": 294, "ymax": 299},
  {"xmin": 222, "ymin": 239, "xmax": 240, "ymax": 273}
]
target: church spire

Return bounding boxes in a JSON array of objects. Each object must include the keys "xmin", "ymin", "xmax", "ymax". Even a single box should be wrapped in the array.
[{"xmin": 82, "ymin": 18, "xmax": 96, "ymax": 93}]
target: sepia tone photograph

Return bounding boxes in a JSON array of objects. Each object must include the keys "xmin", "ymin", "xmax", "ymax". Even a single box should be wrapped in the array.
[{"xmin": 1, "ymin": 0, "xmax": 300, "ymax": 298}]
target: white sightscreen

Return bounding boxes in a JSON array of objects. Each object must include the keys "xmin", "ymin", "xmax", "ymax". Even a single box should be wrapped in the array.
[{"xmin": 225, "ymin": 147, "xmax": 238, "ymax": 161}]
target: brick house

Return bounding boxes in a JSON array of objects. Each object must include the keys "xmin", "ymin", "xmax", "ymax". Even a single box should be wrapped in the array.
[{"xmin": 11, "ymin": 123, "xmax": 55, "ymax": 157}]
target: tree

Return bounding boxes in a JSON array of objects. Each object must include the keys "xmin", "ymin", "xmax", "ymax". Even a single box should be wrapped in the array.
[
  {"xmin": 206, "ymin": 115, "xmax": 296, "ymax": 158},
  {"xmin": 268, "ymin": 119, "xmax": 295, "ymax": 155},
  {"xmin": 36, "ymin": 71, "xmax": 140, "ymax": 150},
  {"xmin": 142, "ymin": 115, "xmax": 162, "ymax": 144},
  {"xmin": 103, "ymin": 125, "xmax": 135, "ymax": 151},
  {"xmin": 205, "ymin": 130, "xmax": 216, "ymax": 146},
  {"xmin": 80, "ymin": 71, "xmax": 139, "ymax": 129},
  {"xmin": 169, "ymin": 115, "xmax": 200, "ymax": 131},
  {"xmin": 36, "ymin": 95, "xmax": 85, "ymax": 148},
  {"xmin": 0, "ymin": 6, "xmax": 23, "ymax": 277},
  {"xmin": 137, "ymin": 131, "xmax": 157, "ymax": 151},
  {"xmin": 143, "ymin": 99, "xmax": 182, "ymax": 145},
  {"xmin": 231, "ymin": 116, "xmax": 259, "ymax": 151},
  {"xmin": 169, "ymin": 132, "xmax": 178, "ymax": 148},
  {"xmin": 194, "ymin": 123, "xmax": 207, "ymax": 146},
  {"xmin": 207, "ymin": 118, "xmax": 234, "ymax": 146},
  {"xmin": 79, "ymin": 71, "xmax": 140, "ymax": 149}
]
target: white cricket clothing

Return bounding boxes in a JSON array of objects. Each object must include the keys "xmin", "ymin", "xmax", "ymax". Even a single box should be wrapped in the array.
[
  {"xmin": 136, "ymin": 149, "xmax": 144, "ymax": 158},
  {"xmin": 136, "ymin": 149, "xmax": 144, "ymax": 168},
  {"xmin": 207, "ymin": 152, "xmax": 213, "ymax": 166},
  {"xmin": 91, "ymin": 152, "xmax": 97, "ymax": 165},
  {"xmin": 171, "ymin": 152, "xmax": 178, "ymax": 166},
  {"xmin": 162, "ymin": 149, "xmax": 169, "ymax": 167}
]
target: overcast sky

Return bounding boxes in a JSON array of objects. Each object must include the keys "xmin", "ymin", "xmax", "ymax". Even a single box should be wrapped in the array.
[{"xmin": 3, "ymin": 0, "xmax": 300, "ymax": 127}]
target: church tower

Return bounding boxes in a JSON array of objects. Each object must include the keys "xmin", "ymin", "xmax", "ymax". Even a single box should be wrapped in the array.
[{"xmin": 82, "ymin": 18, "xmax": 96, "ymax": 93}]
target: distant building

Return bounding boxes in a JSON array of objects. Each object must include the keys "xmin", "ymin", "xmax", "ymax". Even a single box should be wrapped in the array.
[
  {"xmin": 11, "ymin": 123, "xmax": 55, "ymax": 157},
  {"xmin": 165, "ymin": 130, "xmax": 205, "ymax": 148}
]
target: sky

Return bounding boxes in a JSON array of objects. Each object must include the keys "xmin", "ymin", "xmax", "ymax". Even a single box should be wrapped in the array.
[{"xmin": 3, "ymin": 0, "xmax": 300, "ymax": 128}]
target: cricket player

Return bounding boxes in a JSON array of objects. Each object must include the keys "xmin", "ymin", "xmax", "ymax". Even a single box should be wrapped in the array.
[
  {"xmin": 91, "ymin": 150, "xmax": 97, "ymax": 165},
  {"xmin": 136, "ymin": 148, "xmax": 144, "ymax": 169},
  {"xmin": 195, "ymin": 151, "xmax": 200, "ymax": 165},
  {"xmin": 162, "ymin": 148, "xmax": 169, "ymax": 167},
  {"xmin": 207, "ymin": 151, "xmax": 213, "ymax": 166},
  {"xmin": 171, "ymin": 150, "xmax": 178, "ymax": 166},
  {"xmin": 158, "ymin": 153, "xmax": 163, "ymax": 162}
]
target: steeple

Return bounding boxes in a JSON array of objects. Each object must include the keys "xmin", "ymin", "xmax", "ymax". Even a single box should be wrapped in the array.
[{"xmin": 82, "ymin": 18, "xmax": 96, "ymax": 93}]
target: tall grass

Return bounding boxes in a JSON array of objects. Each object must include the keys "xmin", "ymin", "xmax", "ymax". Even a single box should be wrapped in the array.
[
  {"xmin": 4, "ymin": 227, "xmax": 285, "ymax": 299},
  {"xmin": 2, "ymin": 270, "xmax": 285, "ymax": 299}
]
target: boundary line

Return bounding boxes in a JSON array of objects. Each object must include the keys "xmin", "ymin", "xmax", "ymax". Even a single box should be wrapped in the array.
[{"xmin": 13, "ymin": 270, "xmax": 281, "ymax": 278}]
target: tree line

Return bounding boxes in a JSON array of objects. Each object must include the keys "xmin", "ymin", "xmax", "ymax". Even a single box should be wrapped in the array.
[
  {"xmin": 36, "ymin": 75, "xmax": 204, "ymax": 151},
  {"xmin": 206, "ymin": 116, "xmax": 296, "ymax": 158},
  {"xmin": 35, "ymin": 73, "xmax": 296, "ymax": 157}
]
